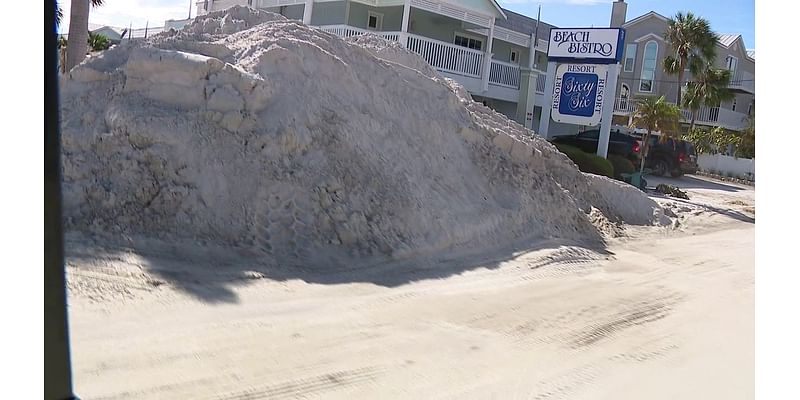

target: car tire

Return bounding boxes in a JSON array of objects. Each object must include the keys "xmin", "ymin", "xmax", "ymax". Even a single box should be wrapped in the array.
[{"xmin": 652, "ymin": 159, "xmax": 669, "ymax": 177}]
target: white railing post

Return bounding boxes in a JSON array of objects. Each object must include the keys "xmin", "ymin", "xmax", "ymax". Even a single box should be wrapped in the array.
[
  {"xmin": 400, "ymin": 0, "xmax": 410, "ymax": 48},
  {"xmin": 303, "ymin": 0, "xmax": 313, "ymax": 24},
  {"xmin": 482, "ymin": 19, "xmax": 495, "ymax": 91}
]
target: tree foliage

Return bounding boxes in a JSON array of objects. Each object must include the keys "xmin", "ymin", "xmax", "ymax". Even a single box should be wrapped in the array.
[
  {"xmin": 630, "ymin": 96, "xmax": 683, "ymax": 173},
  {"xmin": 682, "ymin": 114, "xmax": 755, "ymax": 159},
  {"xmin": 663, "ymin": 12, "xmax": 719, "ymax": 105},
  {"xmin": 88, "ymin": 31, "xmax": 111, "ymax": 51}
]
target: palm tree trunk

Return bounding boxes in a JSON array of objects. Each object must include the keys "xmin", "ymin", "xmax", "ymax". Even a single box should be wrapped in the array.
[
  {"xmin": 677, "ymin": 67, "xmax": 685, "ymax": 105},
  {"xmin": 639, "ymin": 131, "xmax": 651, "ymax": 174},
  {"xmin": 689, "ymin": 110, "xmax": 697, "ymax": 132},
  {"xmin": 65, "ymin": 0, "xmax": 90, "ymax": 72}
]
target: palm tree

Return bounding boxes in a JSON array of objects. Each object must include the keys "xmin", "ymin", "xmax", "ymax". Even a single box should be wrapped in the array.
[
  {"xmin": 682, "ymin": 63, "xmax": 733, "ymax": 132},
  {"xmin": 663, "ymin": 12, "xmax": 718, "ymax": 105},
  {"xmin": 64, "ymin": 0, "xmax": 105, "ymax": 73},
  {"xmin": 736, "ymin": 112, "xmax": 755, "ymax": 159},
  {"xmin": 629, "ymin": 96, "xmax": 682, "ymax": 174}
]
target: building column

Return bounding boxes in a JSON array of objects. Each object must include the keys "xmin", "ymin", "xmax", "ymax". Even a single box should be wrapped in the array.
[
  {"xmin": 481, "ymin": 19, "xmax": 495, "ymax": 92},
  {"xmin": 400, "ymin": 0, "xmax": 411, "ymax": 46},
  {"xmin": 515, "ymin": 69, "xmax": 538, "ymax": 129},
  {"xmin": 515, "ymin": 33, "xmax": 539, "ymax": 128},
  {"xmin": 303, "ymin": 0, "xmax": 313, "ymax": 24}
]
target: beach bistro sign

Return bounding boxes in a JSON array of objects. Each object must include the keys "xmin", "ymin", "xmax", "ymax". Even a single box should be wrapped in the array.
[
  {"xmin": 547, "ymin": 28, "xmax": 625, "ymax": 64},
  {"xmin": 552, "ymin": 64, "xmax": 608, "ymax": 125},
  {"xmin": 546, "ymin": 28, "xmax": 624, "ymax": 126}
]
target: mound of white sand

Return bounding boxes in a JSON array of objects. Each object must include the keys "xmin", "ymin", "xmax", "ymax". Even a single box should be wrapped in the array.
[{"xmin": 59, "ymin": 6, "xmax": 668, "ymax": 269}]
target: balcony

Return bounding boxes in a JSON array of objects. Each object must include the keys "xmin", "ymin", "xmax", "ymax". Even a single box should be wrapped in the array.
[
  {"xmin": 319, "ymin": 25, "xmax": 551, "ymax": 101},
  {"xmin": 728, "ymin": 70, "xmax": 755, "ymax": 94},
  {"xmin": 613, "ymin": 97, "xmax": 749, "ymax": 131}
]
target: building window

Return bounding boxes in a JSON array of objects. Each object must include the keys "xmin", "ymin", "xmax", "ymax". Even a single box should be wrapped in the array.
[
  {"xmin": 639, "ymin": 40, "xmax": 657, "ymax": 92},
  {"xmin": 367, "ymin": 11, "xmax": 383, "ymax": 30},
  {"xmin": 454, "ymin": 34, "xmax": 482, "ymax": 51},
  {"xmin": 624, "ymin": 43, "xmax": 636, "ymax": 72},
  {"xmin": 731, "ymin": 98, "xmax": 737, "ymax": 112},
  {"xmin": 726, "ymin": 55, "xmax": 738, "ymax": 75},
  {"xmin": 510, "ymin": 50, "xmax": 519, "ymax": 64}
]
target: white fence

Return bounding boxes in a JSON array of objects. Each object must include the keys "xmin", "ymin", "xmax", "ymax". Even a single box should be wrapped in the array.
[
  {"xmin": 697, "ymin": 154, "xmax": 755, "ymax": 180},
  {"xmin": 406, "ymin": 33, "xmax": 485, "ymax": 78},
  {"xmin": 489, "ymin": 59, "xmax": 520, "ymax": 89},
  {"xmin": 319, "ymin": 25, "xmax": 399, "ymax": 41},
  {"xmin": 535, "ymin": 72, "xmax": 546, "ymax": 93},
  {"xmin": 614, "ymin": 98, "xmax": 748, "ymax": 131},
  {"xmin": 321, "ymin": 25, "xmax": 526, "ymax": 86},
  {"xmin": 729, "ymin": 70, "xmax": 755, "ymax": 93}
]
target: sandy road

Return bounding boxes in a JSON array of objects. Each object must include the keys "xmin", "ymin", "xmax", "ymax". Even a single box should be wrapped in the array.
[{"xmin": 68, "ymin": 211, "xmax": 753, "ymax": 400}]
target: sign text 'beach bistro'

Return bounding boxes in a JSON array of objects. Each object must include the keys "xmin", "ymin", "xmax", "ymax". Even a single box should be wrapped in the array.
[
  {"xmin": 551, "ymin": 64, "xmax": 608, "ymax": 126},
  {"xmin": 547, "ymin": 28, "xmax": 625, "ymax": 63}
]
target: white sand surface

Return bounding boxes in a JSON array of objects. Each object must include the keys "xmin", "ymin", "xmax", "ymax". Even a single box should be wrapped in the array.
[{"xmin": 60, "ymin": 7, "xmax": 753, "ymax": 399}]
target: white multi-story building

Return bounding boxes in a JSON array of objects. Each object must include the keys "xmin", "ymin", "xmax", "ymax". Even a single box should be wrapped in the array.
[{"xmin": 195, "ymin": 0, "xmax": 754, "ymax": 134}]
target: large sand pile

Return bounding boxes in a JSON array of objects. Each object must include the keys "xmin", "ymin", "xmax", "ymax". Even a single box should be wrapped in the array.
[{"xmin": 60, "ymin": 6, "xmax": 668, "ymax": 269}]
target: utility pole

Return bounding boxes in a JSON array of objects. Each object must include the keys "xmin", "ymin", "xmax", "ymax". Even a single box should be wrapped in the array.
[{"xmin": 46, "ymin": 0, "xmax": 77, "ymax": 398}]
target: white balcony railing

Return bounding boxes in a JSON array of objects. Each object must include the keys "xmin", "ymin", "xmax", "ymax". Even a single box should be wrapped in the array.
[
  {"xmin": 319, "ymin": 25, "xmax": 543, "ymax": 90},
  {"xmin": 319, "ymin": 25, "xmax": 399, "ymax": 41},
  {"xmin": 489, "ymin": 60, "xmax": 520, "ymax": 89},
  {"xmin": 614, "ymin": 97, "xmax": 638, "ymax": 114},
  {"xmin": 614, "ymin": 97, "xmax": 748, "ymax": 130},
  {"xmin": 729, "ymin": 70, "xmax": 755, "ymax": 93},
  {"xmin": 406, "ymin": 33, "xmax": 485, "ymax": 78}
]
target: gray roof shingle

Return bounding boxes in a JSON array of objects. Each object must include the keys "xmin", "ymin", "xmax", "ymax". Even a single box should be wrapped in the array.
[
  {"xmin": 717, "ymin": 33, "xmax": 740, "ymax": 47},
  {"xmin": 495, "ymin": 8, "xmax": 557, "ymax": 41}
]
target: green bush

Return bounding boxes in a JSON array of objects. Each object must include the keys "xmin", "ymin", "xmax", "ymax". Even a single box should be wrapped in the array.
[
  {"xmin": 553, "ymin": 143, "xmax": 614, "ymax": 179},
  {"xmin": 607, "ymin": 154, "xmax": 635, "ymax": 181}
]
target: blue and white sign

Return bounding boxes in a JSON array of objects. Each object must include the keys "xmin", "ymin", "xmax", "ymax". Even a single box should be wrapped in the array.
[
  {"xmin": 547, "ymin": 28, "xmax": 625, "ymax": 64},
  {"xmin": 551, "ymin": 63, "xmax": 608, "ymax": 126}
]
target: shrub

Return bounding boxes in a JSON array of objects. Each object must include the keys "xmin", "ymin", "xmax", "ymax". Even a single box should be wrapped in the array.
[
  {"xmin": 607, "ymin": 155, "xmax": 635, "ymax": 181},
  {"xmin": 553, "ymin": 143, "xmax": 614, "ymax": 179},
  {"xmin": 88, "ymin": 32, "xmax": 111, "ymax": 52}
]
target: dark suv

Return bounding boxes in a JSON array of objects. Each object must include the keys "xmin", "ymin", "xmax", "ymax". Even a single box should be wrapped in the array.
[
  {"xmin": 643, "ymin": 137, "xmax": 698, "ymax": 177},
  {"xmin": 550, "ymin": 129, "xmax": 642, "ymax": 162}
]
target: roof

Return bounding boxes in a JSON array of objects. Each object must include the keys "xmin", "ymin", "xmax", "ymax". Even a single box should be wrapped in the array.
[
  {"xmin": 717, "ymin": 34, "xmax": 740, "ymax": 47},
  {"xmin": 88, "ymin": 23, "xmax": 125, "ymax": 35},
  {"xmin": 747, "ymin": 49, "xmax": 755, "ymax": 59},
  {"xmin": 621, "ymin": 11, "xmax": 668, "ymax": 28},
  {"xmin": 488, "ymin": 0, "xmax": 507, "ymax": 20},
  {"xmin": 623, "ymin": 12, "xmax": 753, "ymax": 59},
  {"xmin": 495, "ymin": 8, "xmax": 557, "ymax": 39}
]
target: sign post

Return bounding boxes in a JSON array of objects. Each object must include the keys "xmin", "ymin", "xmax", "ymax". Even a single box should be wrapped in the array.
[
  {"xmin": 540, "ymin": 28, "xmax": 625, "ymax": 158},
  {"xmin": 597, "ymin": 63, "xmax": 620, "ymax": 158}
]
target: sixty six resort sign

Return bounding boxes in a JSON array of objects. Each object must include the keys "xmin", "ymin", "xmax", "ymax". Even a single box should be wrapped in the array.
[
  {"xmin": 546, "ymin": 28, "xmax": 623, "ymax": 126},
  {"xmin": 552, "ymin": 64, "xmax": 608, "ymax": 125}
]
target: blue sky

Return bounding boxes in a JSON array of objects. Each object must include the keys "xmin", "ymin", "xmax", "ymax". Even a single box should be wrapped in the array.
[
  {"xmin": 499, "ymin": 0, "xmax": 755, "ymax": 50},
  {"xmin": 58, "ymin": 0, "xmax": 755, "ymax": 49}
]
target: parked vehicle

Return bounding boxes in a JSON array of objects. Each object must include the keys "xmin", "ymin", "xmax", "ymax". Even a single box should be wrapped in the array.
[
  {"xmin": 641, "ymin": 137, "xmax": 698, "ymax": 177},
  {"xmin": 550, "ymin": 129, "xmax": 641, "ymax": 162}
]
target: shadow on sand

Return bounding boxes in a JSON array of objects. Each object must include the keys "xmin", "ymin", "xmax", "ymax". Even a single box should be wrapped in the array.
[{"xmin": 66, "ymin": 227, "xmax": 612, "ymax": 305}]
